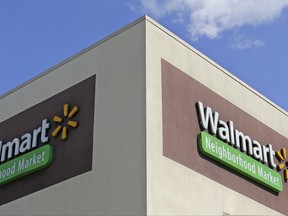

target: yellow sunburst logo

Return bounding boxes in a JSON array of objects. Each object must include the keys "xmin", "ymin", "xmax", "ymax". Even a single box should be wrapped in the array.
[
  {"xmin": 52, "ymin": 104, "xmax": 79, "ymax": 140},
  {"xmin": 276, "ymin": 148, "xmax": 288, "ymax": 182}
]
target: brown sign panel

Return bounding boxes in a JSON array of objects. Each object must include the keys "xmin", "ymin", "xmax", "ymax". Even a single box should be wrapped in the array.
[
  {"xmin": 0, "ymin": 75, "xmax": 95, "ymax": 205},
  {"xmin": 162, "ymin": 59, "xmax": 288, "ymax": 214}
]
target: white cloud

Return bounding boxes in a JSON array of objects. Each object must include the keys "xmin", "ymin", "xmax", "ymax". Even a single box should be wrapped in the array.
[
  {"xmin": 231, "ymin": 35, "xmax": 264, "ymax": 50},
  {"xmin": 140, "ymin": 0, "xmax": 288, "ymax": 40}
]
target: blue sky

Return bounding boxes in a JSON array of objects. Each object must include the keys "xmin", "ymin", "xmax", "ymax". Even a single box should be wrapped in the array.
[{"xmin": 1, "ymin": 1, "xmax": 288, "ymax": 110}]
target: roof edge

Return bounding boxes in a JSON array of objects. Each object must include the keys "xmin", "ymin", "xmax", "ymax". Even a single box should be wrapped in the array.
[
  {"xmin": 145, "ymin": 16, "xmax": 288, "ymax": 116},
  {"xmin": 0, "ymin": 15, "xmax": 148, "ymax": 100},
  {"xmin": 1, "ymin": 15, "xmax": 286, "ymax": 116}
]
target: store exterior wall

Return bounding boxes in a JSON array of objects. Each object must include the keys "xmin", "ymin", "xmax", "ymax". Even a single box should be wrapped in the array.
[
  {"xmin": 0, "ymin": 18, "xmax": 146, "ymax": 216},
  {"xmin": 0, "ymin": 16, "xmax": 287, "ymax": 215},
  {"xmin": 145, "ymin": 17, "xmax": 287, "ymax": 215}
]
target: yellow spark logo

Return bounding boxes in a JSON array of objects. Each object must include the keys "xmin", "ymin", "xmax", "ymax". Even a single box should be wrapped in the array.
[
  {"xmin": 276, "ymin": 148, "xmax": 288, "ymax": 182},
  {"xmin": 52, "ymin": 104, "xmax": 79, "ymax": 140}
]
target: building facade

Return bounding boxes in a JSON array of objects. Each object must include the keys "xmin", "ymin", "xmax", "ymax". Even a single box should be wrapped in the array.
[{"xmin": 0, "ymin": 16, "xmax": 287, "ymax": 215}]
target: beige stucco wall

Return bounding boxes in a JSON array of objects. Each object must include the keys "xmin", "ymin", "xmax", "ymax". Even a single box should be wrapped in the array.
[
  {"xmin": 145, "ymin": 16, "xmax": 286, "ymax": 215},
  {"xmin": 0, "ymin": 18, "xmax": 146, "ymax": 216},
  {"xmin": 0, "ymin": 16, "xmax": 286, "ymax": 216}
]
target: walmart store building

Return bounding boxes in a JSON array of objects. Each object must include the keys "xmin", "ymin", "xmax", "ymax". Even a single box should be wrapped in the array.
[{"xmin": 0, "ymin": 16, "xmax": 287, "ymax": 215}]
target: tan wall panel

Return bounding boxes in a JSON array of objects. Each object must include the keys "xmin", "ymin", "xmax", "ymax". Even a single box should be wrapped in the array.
[
  {"xmin": 146, "ymin": 17, "xmax": 285, "ymax": 215},
  {"xmin": 0, "ymin": 18, "xmax": 146, "ymax": 216}
]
